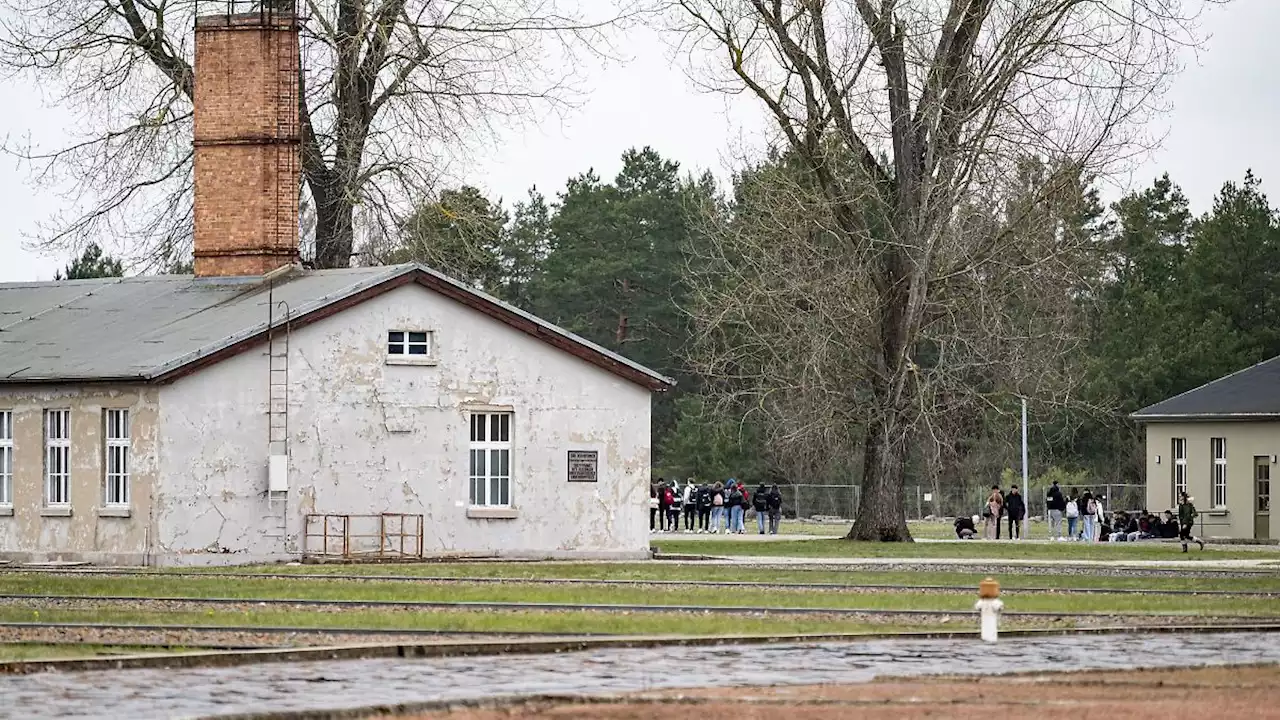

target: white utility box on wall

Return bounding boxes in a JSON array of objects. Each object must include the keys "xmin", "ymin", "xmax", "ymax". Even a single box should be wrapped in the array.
[{"xmin": 268, "ymin": 454, "xmax": 289, "ymax": 493}]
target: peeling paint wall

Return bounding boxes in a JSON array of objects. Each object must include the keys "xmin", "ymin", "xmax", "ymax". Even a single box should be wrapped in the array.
[
  {"xmin": 155, "ymin": 283, "xmax": 653, "ymax": 565},
  {"xmin": 0, "ymin": 386, "xmax": 158, "ymax": 563}
]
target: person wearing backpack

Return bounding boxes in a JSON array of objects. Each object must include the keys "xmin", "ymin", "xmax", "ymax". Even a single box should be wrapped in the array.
[
  {"xmin": 1080, "ymin": 488, "xmax": 1096, "ymax": 542},
  {"xmin": 1065, "ymin": 489, "xmax": 1080, "ymax": 541},
  {"xmin": 667, "ymin": 481, "xmax": 683, "ymax": 532},
  {"xmin": 728, "ymin": 481, "xmax": 746, "ymax": 534},
  {"xmin": 711, "ymin": 481, "xmax": 726, "ymax": 534},
  {"xmin": 681, "ymin": 479, "xmax": 697, "ymax": 532},
  {"xmin": 766, "ymin": 484, "xmax": 783, "ymax": 535},
  {"xmin": 657, "ymin": 480, "xmax": 674, "ymax": 532},
  {"xmin": 753, "ymin": 483, "xmax": 770, "ymax": 534},
  {"xmin": 695, "ymin": 483, "xmax": 713, "ymax": 533}
]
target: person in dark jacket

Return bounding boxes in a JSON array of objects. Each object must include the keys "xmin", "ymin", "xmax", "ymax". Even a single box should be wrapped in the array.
[
  {"xmin": 1004, "ymin": 485, "xmax": 1026, "ymax": 540},
  {"xmin": 727, "ymin": 482, "xmax": 746, "ymax": 534},
  {"xmin": 656, "ymin": 479, "xmax": 673, "ymax": 532},
  {"xmin": 753, "ymin": 483, "xmax": 770, "ymax": 534},
  {"xmin": 1046, "ymin": 481, "xmax": 1066, "ymax": 540},
  {"xmin": 1178, "ymin": 492, "xmax": 1205, "ymax": 552},
  {"xmin": 695, "ymin": 483, "xmax": 713, "ymax": 533},
  {"xmin": 766, "ymin": 484, "xmax": 783, "ymax": 535},
  {"xmin": 955, "ymin": 515, "xmax": 977, "ymax": 539}
]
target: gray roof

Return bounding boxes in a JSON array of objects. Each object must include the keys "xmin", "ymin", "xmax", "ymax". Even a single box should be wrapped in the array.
[
  {"xmin": 1132, "ymin": 355, "xmax": 1280, "ymax": 420},
  {"xmin": 0, "ymin": 263, "xmax": 673, "ymax": 389}
]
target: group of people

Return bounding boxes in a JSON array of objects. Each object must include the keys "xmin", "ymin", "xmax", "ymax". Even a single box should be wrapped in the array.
[
  {"xmin": 954, "ymin": 481, "xmax": 1207, "ymax": 552},
  {"xmin": 952, "ymin": 484, "xmax": 1029, "ymax": 540},
  {"xmin": 650, "ymin": 478, "xmax": 784, "ymax": 535}
]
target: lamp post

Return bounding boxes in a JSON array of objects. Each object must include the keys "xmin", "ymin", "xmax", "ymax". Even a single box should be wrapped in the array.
[{"xmin": 1021, "ymin": 397, "xmax": 1029, "ymax": 541}]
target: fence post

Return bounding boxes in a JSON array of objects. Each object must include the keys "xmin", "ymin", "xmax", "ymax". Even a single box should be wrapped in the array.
[{"xmin": 916, "ymin": 486, "xmax": 922, "ymax": 520}]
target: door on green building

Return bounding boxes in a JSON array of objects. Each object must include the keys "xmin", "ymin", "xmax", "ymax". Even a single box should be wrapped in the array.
[{"xmin": 1256, "ymin": 457, "xmax": 1271, "ymax": 540}]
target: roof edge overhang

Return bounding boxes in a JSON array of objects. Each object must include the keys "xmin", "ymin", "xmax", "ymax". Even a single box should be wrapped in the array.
[
  {"xmin": 1131, "ymin": 412, "xmax": 1280, "ymax": 422},
  {"xmin": 148, "ymin": 265, "xmax": 676, "ymax": 392},
  {"xmin": 0, "ymin": 375, "xmax": 145, "ymax": 387}
]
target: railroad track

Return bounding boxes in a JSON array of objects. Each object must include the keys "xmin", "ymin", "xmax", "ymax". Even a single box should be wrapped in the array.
[
  {"xmin": 0, "ymin": 621, "xmax": 612, "ymax": 638},
  {"xmin": 2, "ymin": 568, "xmax": 1278, "ymax": 597},
  {"xmin": 4, "ymin": 593, "xmax": 1278, "ymax": 621}
]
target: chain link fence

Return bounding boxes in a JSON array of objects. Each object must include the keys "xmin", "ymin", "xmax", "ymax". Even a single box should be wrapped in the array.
[{"xmin": 783, "ymin": 482, "xmax": 1148, "ymax": 521}]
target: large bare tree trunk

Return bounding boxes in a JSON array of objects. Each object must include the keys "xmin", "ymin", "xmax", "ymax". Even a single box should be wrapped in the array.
[{"xmin": 852, "ymin": 413, "xmax": 912, "ymax": 541}]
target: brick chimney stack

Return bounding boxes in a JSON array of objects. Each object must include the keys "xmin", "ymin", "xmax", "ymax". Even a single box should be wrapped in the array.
[{"xmin": 192, "ymin": 1, "xmax": 301, "ymax": 277}]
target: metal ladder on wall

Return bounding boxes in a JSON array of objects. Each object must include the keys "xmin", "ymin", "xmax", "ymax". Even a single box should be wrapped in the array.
[{"xmin": 265, "ymin": 295, "xmax": 290, "ymax": 540}]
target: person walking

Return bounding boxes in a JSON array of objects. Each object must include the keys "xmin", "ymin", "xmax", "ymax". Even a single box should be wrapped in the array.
[
  {"xmin": 711, "ymin": 482, "xmax": 726, "ymax": 533},
  {"xmin": 766, "ymin": 484, "xmax": 783, "ymax": 535},
  {"xmin": 753, "ymin": 483, "xmax": 770, "ymax": 534},
  {"xmin": 1065, "ymin": 489, "xmax": 1080, "ymax": 540},
  {"xmin": 695, "ymin": 483, "xmax": 712, "ymax": 533},
  {"xmin": 1178, "ymin": 492, "xmax": 1205, "ymax": 552},
  {"xmin": 983, "ymin": 485, "xmax": 1003, "ymax": 540},
  {"xmin": 1080, "ymin": 488, "xmax": 1096, "ymax": 543},
  {"xmin": 1005, "ymin": 485, "xmax": 1026, "ymax": 540},
  {"xmin": 1092, "ymin": 494, "xmax": 1106, "ymax": 542},
  {"xmin": 1046, "ymin": 481, "xmax": 1066, "ymax": 540}
]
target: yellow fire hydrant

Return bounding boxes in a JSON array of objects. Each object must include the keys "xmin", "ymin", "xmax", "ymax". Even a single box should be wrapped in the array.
[{"xmin": 975, "ymin": 577, "xmax": 1003, "ymax": 643}]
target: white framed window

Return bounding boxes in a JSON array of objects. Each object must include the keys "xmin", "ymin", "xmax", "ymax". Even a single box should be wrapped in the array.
[
  {"xmin": 0, "ymin": 410, "xmax": 12, "ymax": 506},
  {"xmin": 387, "ymin": 330, "xmax": 432, "ymax": 357},
  {"xmin": 44, "ymin": 409, "xmax": 70, "ymax": 506},
  {"xmin": 104, "ymin": 409, "xmax": 130, "ymax": 506},
  {"xmin": 469, "ymin": 412, "xmax": 511, "ymax": 507},
  {"xmin": 1211, "ymin": 437, "xmax": 1227, "ymax": 509},
  {"xmin": 1172, "ymin": 437, "xmax": 1187, "ymax": 505}
]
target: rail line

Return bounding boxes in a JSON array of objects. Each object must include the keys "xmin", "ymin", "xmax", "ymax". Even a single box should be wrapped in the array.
[
  {"xmin": 3, "ymin": 593, "xmax": 1277, "ymax": 621},
  {"xmin": 3, "ymin": 568, "xmax": 1278, "ymax": 597},
  {"xmin": 0, "ymin": 621, "xmax": 614, "ymax": 638}
]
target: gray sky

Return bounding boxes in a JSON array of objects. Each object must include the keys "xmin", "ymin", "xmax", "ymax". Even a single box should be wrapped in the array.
[{"xmin": 0, "ymin": 0, "xmax": 1275, "ymax": 282}]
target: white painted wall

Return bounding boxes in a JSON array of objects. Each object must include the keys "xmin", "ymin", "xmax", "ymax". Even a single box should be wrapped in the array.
[{"xmin": 156, "ymin": 282, "xmax": 653, "ymax": 565}]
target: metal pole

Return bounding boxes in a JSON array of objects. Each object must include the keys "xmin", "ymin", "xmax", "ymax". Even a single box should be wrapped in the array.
[{"xmin": 1021, "ymin": 397, "xmax": 1029, "ymax": 541}]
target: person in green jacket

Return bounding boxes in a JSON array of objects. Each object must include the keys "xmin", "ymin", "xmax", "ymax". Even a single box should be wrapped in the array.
[{"xmin": 1177, "ymin": 492, "xmax": 1205, "ymax": 552}]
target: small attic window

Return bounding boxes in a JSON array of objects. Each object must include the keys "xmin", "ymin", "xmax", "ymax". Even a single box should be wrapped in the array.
[{"xmin": 387, "ymin": 330, "xmax": 435, "ymax": 364}]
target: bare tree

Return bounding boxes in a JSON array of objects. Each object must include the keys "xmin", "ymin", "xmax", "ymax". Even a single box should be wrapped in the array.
[
  {"xmin": 673, "ymin": 0, "xmax": 1213, "ymax": 540},
  {"xmin": 0, "ymin": 0, "xmax": 639, "ymax": 269}
]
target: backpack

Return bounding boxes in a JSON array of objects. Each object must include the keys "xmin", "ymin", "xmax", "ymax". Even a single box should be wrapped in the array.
[
  {"xmin": 740, "ymin": 491, "xmax": 751, "ymax": 509},
  {"xmin": 753, "ymin": 491, "xmax": 768, "ymax": 512},
  {"xmin": 1066, "ymin": 500, "xmax": 1079, "ymax": 518},
  {"xmin": 697, "ymin": 487, "xmax": 711, "ymax": 508},
  {"xmin": 713, "ymin": 492, "xmax": 723, "ymax": 507},
  {"xmin": 662, "ymin": 488, "xmax": 674, "ymax": 505}
]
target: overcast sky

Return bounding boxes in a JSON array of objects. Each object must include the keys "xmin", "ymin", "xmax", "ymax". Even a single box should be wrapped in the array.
[{"xmin": 0, "ymin": 0, "xmax": 1275, "ymax": 283}]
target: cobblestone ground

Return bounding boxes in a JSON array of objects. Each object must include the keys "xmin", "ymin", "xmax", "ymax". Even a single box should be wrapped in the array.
[
  {"xmin": 4, "ymin": 632, "xmax": 1280, "ymax": 719},
  {"xmin": 406, "ymin": 665, "xmax": 1280, "ymax": 719}
]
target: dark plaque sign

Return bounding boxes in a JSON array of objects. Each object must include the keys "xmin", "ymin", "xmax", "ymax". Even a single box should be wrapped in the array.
[{"xmin": 567, "ymin": 450, "xmax": 598, "ymax": 483}]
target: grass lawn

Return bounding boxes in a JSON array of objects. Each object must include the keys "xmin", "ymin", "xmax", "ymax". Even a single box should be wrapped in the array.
[
  {"xmin": 142, "ymin": 563, "xmax": 1280, "ymax": 593},
  {"xmin": 651, "ymin": 537, "xmax": 1274, "ymax": 561},
  {"xmin": 0, "ymin": 607, "xmax": 934, "ymax": 636},
  {"xmin": 4, "ymin": 575, "xmax": 1279, "ymax": 616},
  {"xmin": 0, "ymin": 644, "xmax": 187, "ymax": 661}
]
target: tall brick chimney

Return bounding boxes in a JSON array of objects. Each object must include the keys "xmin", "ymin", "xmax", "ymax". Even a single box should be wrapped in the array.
[{"xmin": 192, "ymin": 2, "xmax": 301, "ymax": 277}]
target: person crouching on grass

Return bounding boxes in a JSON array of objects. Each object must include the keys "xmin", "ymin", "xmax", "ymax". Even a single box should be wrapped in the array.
[{"xmin": 1178, "ymin": 492, "xmax": 1205, "ymax": 552}]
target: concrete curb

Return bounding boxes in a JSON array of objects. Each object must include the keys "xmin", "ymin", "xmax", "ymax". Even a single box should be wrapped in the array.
[{"xmin": 4, "ymin": 623, "xmax": 1280, "ymax": 675}]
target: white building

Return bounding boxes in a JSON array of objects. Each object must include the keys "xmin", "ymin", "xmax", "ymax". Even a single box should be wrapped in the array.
[
  {"xmin": 0, "ymin": 5, "xmax": 671, "ymax": 566},
  {"xmin": 0, "ymin": 264, "xmax": 671, "ymax": 565}
]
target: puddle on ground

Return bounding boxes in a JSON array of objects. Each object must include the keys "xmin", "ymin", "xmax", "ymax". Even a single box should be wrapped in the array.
[{"xmin": 3, "ymin": 631, "xmax": 1279, "ymax": 719}]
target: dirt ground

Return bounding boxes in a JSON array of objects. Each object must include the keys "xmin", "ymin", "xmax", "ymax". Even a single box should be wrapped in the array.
[{"xmin": 393, "ymin": 664, "xmax": 1280, "ymax": 719}]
